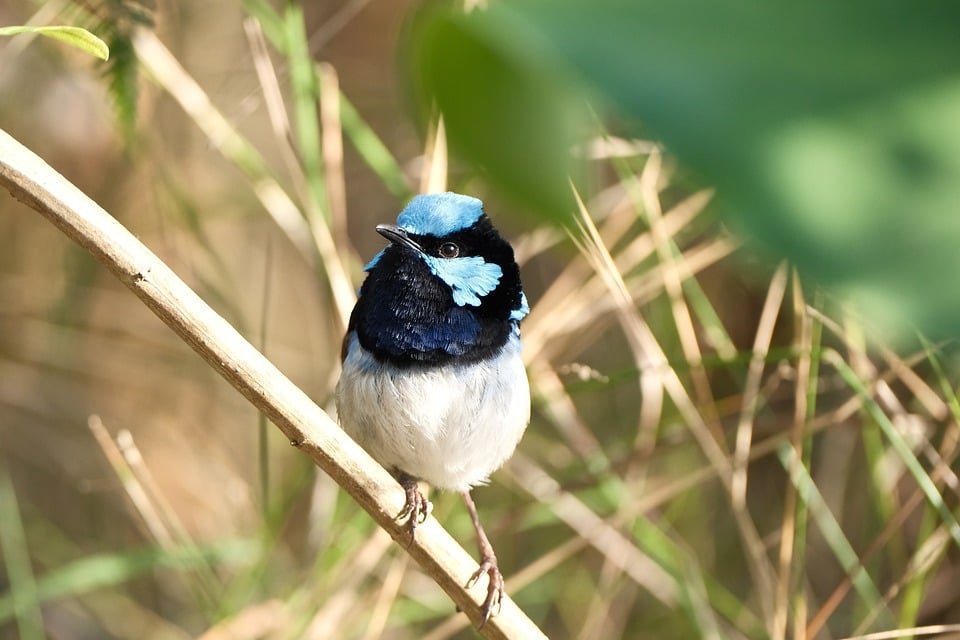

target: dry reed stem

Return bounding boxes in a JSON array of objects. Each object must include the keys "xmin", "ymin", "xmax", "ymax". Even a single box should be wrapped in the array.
[
  {"xmin": 87, "ymin": 416, "xmax": 176, "ymax": 550},
  {"xmin": 627, "ymin": 347, "xmax": 926, "ymax": 524},
  {"xmin": 303, "ymin": 529, "xmax": 393, "ymax": 639},
  {"xmin": 361, "ymin": 552, "xmax": 409, "ymax": 640},
  {"xmin": 878, "ymin": 346, "xmax": 949, "ymax": 421},
  {"xmin": 0, "ymin": 127, "xmax": 547, "ymax": 640},
  {"xmin": 641, "ymin": 150, "xmax": 722, "ymax": 442},
  {"xmin": 526, "ymin": 361, "xmax": 603, "ymax": 460},
  {"xmin": 422, "ymin": 534, "xmax": 592, "ymax": 640},
  {"xmin": 772, "ymin": 270, "xmax": 812, "ymax": 640},
  {"xmin": 112, "ymin": 427, "xmax": 226, "ymax": 606},
  {"xmin": 420, "ymin": 116, "xmax": 449, "ymax": 194},
  {"xmin": 133, "ymin": 29, "xmax": 312, "ymax": 265},
  {"xmin": 131, "ymin": 28, "xmax": 356, "ymax": 330},
  {"xmin": 813, "ymin": 309, "xmax": 960, "ymax": 496},
  {"xmin": 243, "ymin": 18, "xmax": 302, "ymax": 201},
  {"xmin": 427, "ymin": 448, "xmax": 773, "ymax": 639},
  {"xmin": 836, "ymin": 623, "xmax": 960, "ymax": 640},
  {"xmin": 505, "ymin": 454, "xmax": 679, "ymax": 604},
  {"xmin": 579, "ymin": 561, "xmax": 638, "ymax": 640},
  {"xmin": 197, "ymin": 599, "xmax": 290, "ymax": 640},
  {"xmin": 816, "ymin": 426, "xmax": 960, "ymax": 637},
  {"xmin": 731, "ymin": 262, "xmax": 789, "ymax": 508},
  {"xmin": 529, "ymin": 236, "xmax": 737, "ymax": 364},
  {"xmin": 811, "ymin": 488, "xmax": 925, "ymax": 637},
  {"xmin": 114, "ymin": 429, "xmax": 197, "ymax": 560},
  {"xmin": 523, "ymin": 187, "xmax": 710, "ymax": 362},
  {"xmin": 572, "ymin": 185, "xmax": 779, "ymax": 631},
  {"xmin": 307, "ymin": 0, "xmax": 375, "ymax": 54},
  {"xmin": 318, "ymin": 62, "xmax": 349, "ymax": 250}
]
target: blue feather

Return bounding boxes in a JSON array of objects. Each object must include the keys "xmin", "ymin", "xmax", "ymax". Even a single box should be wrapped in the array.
[
  {"xmin": 369, "ymin": 306, "xmax": 483, "ymax": 357},
  {"xmin": 423, "ymin": 255, "xmax": 503, "ymax": 307},
  {"xmin": 397, "ymin": 192, "xmax": 484, "ymax": 236},
  {"xmin": 510, "ymin": 291, "xmax": 530, "ymax": 321},
  {"xmin": 364, "ymin": 248, "xmax": 385, "ymax": 272}
]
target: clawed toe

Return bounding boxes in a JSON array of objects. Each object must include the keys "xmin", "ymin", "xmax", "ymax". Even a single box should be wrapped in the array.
[
  {"xmin": 466, "ymin": 558, "xmax": 504, "ymax": 626},
  {"xmin": 395, "ymin": 473, "xmax": 431, "ymax": 544}
]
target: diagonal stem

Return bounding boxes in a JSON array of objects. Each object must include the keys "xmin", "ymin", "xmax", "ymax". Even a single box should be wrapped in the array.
[{"xmin": 0, "ymin": 127, "xmax": 545, "ymax": 640}]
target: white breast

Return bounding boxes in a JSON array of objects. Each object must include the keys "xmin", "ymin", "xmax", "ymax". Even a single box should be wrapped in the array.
[{"xmin": 335, "ymin": 333, "xmax": 530, "ymax": 492}]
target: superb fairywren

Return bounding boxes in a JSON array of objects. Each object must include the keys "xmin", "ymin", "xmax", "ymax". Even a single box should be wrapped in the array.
[{"xmin": 336, "ymin": 192, "xmax": 530, "ymax": 622}]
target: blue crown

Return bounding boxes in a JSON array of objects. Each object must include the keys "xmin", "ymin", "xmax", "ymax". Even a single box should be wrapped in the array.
[{"xmin": 396, "ymin": 192, "xmax": 485, "ymax": 237}]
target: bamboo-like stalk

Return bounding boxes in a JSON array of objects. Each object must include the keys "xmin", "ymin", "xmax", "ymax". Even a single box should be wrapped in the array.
[{"xmin": 0, "ymin": 127, "xmax": 547, "ymax": 640}]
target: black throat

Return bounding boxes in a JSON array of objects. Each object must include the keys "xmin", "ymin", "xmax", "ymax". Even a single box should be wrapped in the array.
[{"xmin": 348, "ymin": 245, "xmax": 521, "ymax": 367}]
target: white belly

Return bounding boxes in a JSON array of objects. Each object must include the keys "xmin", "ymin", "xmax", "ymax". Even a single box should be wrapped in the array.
[{"xmin": 335, "ymin": 333, "xmax": 530, "ymax": 492}]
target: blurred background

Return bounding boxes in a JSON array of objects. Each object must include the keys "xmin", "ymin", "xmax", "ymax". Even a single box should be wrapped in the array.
[{"xmin": 2, "ymin": 1, "xmax": 960, "ymax": 639}]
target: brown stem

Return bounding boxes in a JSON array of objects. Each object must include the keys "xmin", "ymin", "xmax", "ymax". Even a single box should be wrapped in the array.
[{"xmin": 0, "ymin": 127, "xmax": 545, "ymax": 640}]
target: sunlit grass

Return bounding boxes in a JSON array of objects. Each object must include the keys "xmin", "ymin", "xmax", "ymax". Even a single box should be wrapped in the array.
[{"xmin": 2, "ymin": 1, "xmax": 960, "ymax": 639}]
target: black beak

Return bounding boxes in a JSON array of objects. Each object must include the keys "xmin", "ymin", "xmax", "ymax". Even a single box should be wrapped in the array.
[{"xmin": 376, "ymin": 224, "xmax": 422, "ymax": 253}]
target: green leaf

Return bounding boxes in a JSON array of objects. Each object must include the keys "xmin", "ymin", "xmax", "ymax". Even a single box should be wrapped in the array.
[
  {"xmin": 413, "ymin": 0, "xmax": 960, "ymax": 337},
  {"xmin": 104, "ymin": 33, "xmax": 138, "ymax": 141},
  {"xmin": 0, "ymin": 466, "xmax": 44, "ymax": 639},
  {"xmin": 0, "ymin": 25, "xmax": 109, "ymax": 61},
  {"xmin": 0, "ymin": 539, "xmax": 257, "ymax": 623},
  {"xmin": 409, "ymin": 7, "xmax": 585, "ymax": 219}
]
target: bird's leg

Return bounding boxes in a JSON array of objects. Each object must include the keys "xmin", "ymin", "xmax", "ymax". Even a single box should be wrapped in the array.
[
  {"xmin": 461, "ymin": 490, "xmax": 504, "ymax": 626},
  {"xmin": 395, "ymin": 470, "xmax": 430, "ymax": 543}
]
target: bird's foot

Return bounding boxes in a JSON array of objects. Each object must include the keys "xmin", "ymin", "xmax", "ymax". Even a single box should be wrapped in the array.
[
  {"xmin": 395, "ymin": 472, "xmax": 431, "ymax": 544},
  {"xmin": 466, "ymin": 553, "xmax": 504, "ymax": 627}
]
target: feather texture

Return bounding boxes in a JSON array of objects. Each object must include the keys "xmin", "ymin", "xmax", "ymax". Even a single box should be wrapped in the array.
[
  {"xmin": 336, "ymin": 192, "xmax": 530, "ymax": 494},
  {"xmin": 337, "ymin": 333, "xmax": 529, "ymax": 491}
]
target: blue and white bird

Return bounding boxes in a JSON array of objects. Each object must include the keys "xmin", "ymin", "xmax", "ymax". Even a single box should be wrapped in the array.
[{"xmin": 336, "ymin": 192, "xmax": 530, "ymax": 622}]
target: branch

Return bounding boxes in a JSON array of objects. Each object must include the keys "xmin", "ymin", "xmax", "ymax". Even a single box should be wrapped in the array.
[{"xmin": 0, "ymin": 128, "xmax": 547, "ymax": 640}]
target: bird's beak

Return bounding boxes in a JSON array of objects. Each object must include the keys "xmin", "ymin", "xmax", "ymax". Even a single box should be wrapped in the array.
[{"xmin": 376, "ymin": 224, "xmax": 422, "ymax": 253}]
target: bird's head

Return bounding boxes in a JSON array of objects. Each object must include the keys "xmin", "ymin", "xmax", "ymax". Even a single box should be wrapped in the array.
[{"xmin": 351, "ymin": 192, "xmax": 528, "ymax": 365}]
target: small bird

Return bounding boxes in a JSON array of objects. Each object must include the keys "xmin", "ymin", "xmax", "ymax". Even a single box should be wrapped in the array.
[{"xmin": 336, "ymin": 192, "xmax": 530, "ymax": 623}]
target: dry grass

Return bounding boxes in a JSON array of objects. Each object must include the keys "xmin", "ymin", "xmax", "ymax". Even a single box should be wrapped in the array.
[{"xmin": 2, "ymin": 1, "xmax": 960, "ymax": 639}]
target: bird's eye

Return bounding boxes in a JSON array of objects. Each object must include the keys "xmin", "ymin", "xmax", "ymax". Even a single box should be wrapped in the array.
[{"xmin": 438, "ymin": 242, "xmax": 460, "ymax": 258}]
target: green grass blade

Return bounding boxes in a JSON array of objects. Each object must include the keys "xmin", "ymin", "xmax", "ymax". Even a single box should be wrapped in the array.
[
  {"xmin": 283, "ymin": 4, "xmax": 328, "ymax": 219},
  {"xmin": 777, "ymin": 442, "xmax": 888, "ymax": 619},
  {"xmin": 827, "ymin": 351, "xmax": 960, "ymax": 549},
  {"xmin": 337, "ymin": 90, "xmax": 414, "ymax": 201},
  {"xmin": 0, "ymin": 539, "xmax": 257, "ymax": 623},
  {"xmin": 610, "ymin": 157, "xmax": 737, "ymax": 360},
  {"xmin": 679, "ymin": 275, "xmax": 737, "ymax": 361},
  {"xmin": 239, "ymin": 1, "xmax": 411, "ymax": 203},
  {"xmin": 919, "ymin": 336, "xmax": 960, "ymax": 423},
  {"xmin": 899, "ymin": 336, "xmax": 960, "ymax": 627},
  {"xmin": 633, "ymin": 516, "xmax": 765, "ymax": 639},
  {"xmin": 789, "ymin": 288, "xmax": 823, "ymax": 624},
  {"xmin": 0, "ymin": 464, "xmax": 45, "ymax": 640},
  {"xmin": 897, "ymin": 506, "xmax": 937, "ymax": 630},
  {"xmin": 0, "ymin": 25, "xmax": 109, "ymax": 60}
]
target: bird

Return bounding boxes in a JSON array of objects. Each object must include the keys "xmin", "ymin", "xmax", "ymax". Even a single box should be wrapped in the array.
[{"xmin": 335, "ymin": 192, "xmax": 530, "ymax": 624}]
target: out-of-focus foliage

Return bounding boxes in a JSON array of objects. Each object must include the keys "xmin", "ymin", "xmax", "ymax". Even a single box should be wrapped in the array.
[
  {"xmin": 413, "ymin": 0, "xmax": 960, "ymax": 337},
  {"xmin": 66, "ymin": 1, "xmax": 155, "ymax": 141},
  {"xmin": 6, "ymin": 1, "xmax": 960, "ymax": 638},
  {"xmin": 410, "ymin": 6, "xmax": 584, "ymax": 217},
  {"xmin": 0, "ymin": 26, "xmax": 109, "ymax": 60}
]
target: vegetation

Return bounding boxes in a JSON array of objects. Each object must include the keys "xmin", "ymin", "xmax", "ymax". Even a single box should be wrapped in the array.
[{"xmin": 2, "ymin": 1, "xmax": 960, "ymax": 639}]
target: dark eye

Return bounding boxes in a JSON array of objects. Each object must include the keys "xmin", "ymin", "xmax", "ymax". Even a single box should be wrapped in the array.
[{"xmin": 438, "ymin": 242, "xmax": 460, "ymax": 258}]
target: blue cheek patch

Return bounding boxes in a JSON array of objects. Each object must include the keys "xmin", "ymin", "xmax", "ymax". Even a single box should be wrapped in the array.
[
  {"xmin": 510, "ymin": 291, "xmax": 529, "ymax": 321},
  {"xmin": 422, "ymin": 255, "xmax": 503, "ymax": 307}
]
